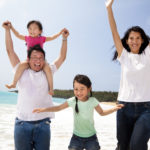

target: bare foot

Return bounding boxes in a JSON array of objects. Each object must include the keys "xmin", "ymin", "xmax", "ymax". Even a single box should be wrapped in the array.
[{"xmin": 5, "ymin": 84, "xmax": 16, "ymax": 89}]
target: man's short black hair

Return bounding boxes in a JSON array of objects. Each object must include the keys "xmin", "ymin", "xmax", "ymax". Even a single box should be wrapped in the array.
[{"xmin": 27, "ymin": 44, "xmax": 45, "ymax": 59}]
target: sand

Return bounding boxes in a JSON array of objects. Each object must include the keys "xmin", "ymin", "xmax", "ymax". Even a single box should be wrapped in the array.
[{"xmin": 0, "ymin": 103, "xmax": 150, "ymax": 150}]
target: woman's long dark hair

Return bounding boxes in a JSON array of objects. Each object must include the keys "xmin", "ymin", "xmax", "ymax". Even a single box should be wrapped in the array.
[
  {"xmin": 113, "ymin": 26, "xmax": 150, "ymax": 60},
  {"xmin": 73, "ymin": 74, "xmax": 92, "ymax": 113}
]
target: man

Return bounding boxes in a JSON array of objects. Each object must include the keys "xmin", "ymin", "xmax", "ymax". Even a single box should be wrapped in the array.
[{"xmin": 3, "ymin": 21, "xmax": 69, "ymax": 150}]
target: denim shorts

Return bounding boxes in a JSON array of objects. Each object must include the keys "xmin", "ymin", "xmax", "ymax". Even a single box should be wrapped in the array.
[{"xmin": 68, "ymin": 134, "xmax": 100, "ymax": 150}]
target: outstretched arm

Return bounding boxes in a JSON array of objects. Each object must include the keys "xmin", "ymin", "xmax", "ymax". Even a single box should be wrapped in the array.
[
  {"xmin": 9, "ymin": 22, "xmax": 25, "ymax": 40},
  {"xmin": 53, "ymin": 28, "xmax": 69, "ymax": 69},
  {"xmin": 95, "ymin": 103, "xmax": 123, "ymax": 116},
  {"xmin": 46, "ymin": 28, "xmax": 66, "ymax": 42},
  {"xmin": 106, "ymin": 0, "xmax": 123, "ymax": 57},
  {"xmin": 2, "ymin": 22, "xmax": 20, "ymax": 67},
  {"xmin": 33, "ymin": 101, "xmax": 69, "ymax": 113}
]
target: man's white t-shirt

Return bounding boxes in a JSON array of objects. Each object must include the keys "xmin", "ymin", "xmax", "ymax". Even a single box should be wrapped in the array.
[
  {"xmin": 117, "ymin": 45, "xmax": 150, "ymax": 102},
  {"xmin": 14, "ymin": 63, "xmax": 57, "ymax": 121}
]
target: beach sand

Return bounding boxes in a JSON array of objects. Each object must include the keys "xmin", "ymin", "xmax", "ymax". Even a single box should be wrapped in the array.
[{"xmin": 0, "ymin": 103, "xmax": 150, "ymax": 150}]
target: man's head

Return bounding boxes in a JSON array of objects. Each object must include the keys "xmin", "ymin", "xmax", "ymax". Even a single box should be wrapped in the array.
[{"xmin": 27, "ymin": 45, "xmax": 46, "ymax": 72}]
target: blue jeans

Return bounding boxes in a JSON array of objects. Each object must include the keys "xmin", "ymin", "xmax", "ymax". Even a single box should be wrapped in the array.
[
  {"xmin": 14, "ymin": 117, "xmax": 51, "ymax": 150},
  {"xmin": 68, "ymin": 134, "xmax": 100, "ymax": 150},
  {"xmin": 116, "ymin": 101, "xmax": 150, "ymax": 150}
]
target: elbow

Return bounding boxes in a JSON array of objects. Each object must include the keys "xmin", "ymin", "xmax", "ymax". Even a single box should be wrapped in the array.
[
  {"xmin": 60, "ymin": 55, "xmax": 66, "ymax": 63},
  {"xmin": 100, "ymin": 113, "xmax": 105, "ymax": 116}
]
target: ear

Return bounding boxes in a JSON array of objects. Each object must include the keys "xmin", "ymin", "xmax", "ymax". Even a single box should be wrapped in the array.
[{"xmin": 88, "ymin": 87, "xmax": 92, "ymax": 93}]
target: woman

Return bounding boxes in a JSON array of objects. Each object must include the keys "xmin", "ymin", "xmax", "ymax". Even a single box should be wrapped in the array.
[{"xmin": 105, "ymin": 0, "xmax": 150, "ymax": 150}]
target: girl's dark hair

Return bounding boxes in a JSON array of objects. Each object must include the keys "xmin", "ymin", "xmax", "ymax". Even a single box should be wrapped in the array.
[
  {"xmin": 73, "ymin": 74, "xmax": 92, "ymax": 113},
  {"xmin": 27, "ymin": 44, "xmax": 45, "ymax": 59},
  {"xmin": 27, "ymin": 20, "xmax": 43, "ymax": 32},
  {"xmin": 113, "ymin": 26, "xmax": 150, "ymax": 60}
]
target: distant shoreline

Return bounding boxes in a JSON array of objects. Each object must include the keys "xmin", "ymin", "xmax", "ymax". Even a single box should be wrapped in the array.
[{"xmin": 9, "ymin": 89, "xmax": 118, "ymax": 102}]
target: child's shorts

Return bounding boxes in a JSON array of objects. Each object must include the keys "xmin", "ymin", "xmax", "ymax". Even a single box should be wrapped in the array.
[{"xmin": 68, "ymin": 134, "xmax": 100, "ymax": 150}]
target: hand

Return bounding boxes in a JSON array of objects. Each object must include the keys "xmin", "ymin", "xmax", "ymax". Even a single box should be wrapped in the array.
[
  {"xmin": 49, "ymin": 90, "xmax": 54, "ymax": 95},
  {"xmin": 60, "ymin": 28, "xmax": 66, "ymax": 34},
  {"xmin": 115, "ymin": 104, "xmax": 124, "ymax": 111},
  {"xmin": 33, "ymin": 108, "xmax": 46, "ymax": 113},
  {"xmin": 2, "ymin": 21, "xmax": 11, "ymax": 29},
  {"xmin": 105, "ymin": 0, "xmax": 114, "ymax": 8},
  {"xmin": 62, "ymin": 28, "xmax": 69, "ymax": 39}
]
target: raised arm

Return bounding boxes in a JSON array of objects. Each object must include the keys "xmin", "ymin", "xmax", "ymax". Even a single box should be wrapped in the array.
[
  {"xmin": 106, "ymin": 0, "xmax": 123, "ymax": 57},
  {"xmin": 9, "ymin": 22, "xmax": 25, "ymax": 40},
  {"xmin": 33, "ymin": 101, "xmax": 69, "ymax": 113},
  {"xmin": 2, "ymin": 22, "xmax": 20, "ymax": 67},
  {"xmin": 53, "ymin": 28, "xmax": 69, "ymax": 69},
  {"xmin": 95, "ymin": 103, "xmax": 123, "ymax": 116},
  {"xmin": 46, "ymin": 28, "xmax": 66, "ymax": 42}
]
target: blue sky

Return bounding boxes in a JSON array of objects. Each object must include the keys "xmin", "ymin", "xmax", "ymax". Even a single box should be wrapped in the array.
[{"xmin": 0, "ymin": 0, "xmax": 150, "ymax": 92}]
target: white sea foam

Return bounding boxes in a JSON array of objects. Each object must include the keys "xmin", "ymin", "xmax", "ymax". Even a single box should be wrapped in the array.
[{"xmin": 0, "ymin": 104, "xmax": 150, "ymax": 150}]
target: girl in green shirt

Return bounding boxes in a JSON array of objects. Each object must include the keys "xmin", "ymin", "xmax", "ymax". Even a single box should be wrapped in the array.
[{"xmin": 33, "ymin": 74, "xmax": 123, "ymax": 150}]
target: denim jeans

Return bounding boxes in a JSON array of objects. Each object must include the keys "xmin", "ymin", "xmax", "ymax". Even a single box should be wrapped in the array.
[
  {"xmin": 116, "ymin": 101, "xmax": 150, "ymax": 150},
  {"xmin": 68, "ymin": 134, "xmax": 100, "ymax": 150},
  {"xmin": 14, "ymin": 117, "xmax": 51, "ymax": 150}
]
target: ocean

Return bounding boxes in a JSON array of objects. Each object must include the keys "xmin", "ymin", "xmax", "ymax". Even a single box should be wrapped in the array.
[{"xmin": 0, "ymin": 91, "xmax": 66, "ymax": 105}]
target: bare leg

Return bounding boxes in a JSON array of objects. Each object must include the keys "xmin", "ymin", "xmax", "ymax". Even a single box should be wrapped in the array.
[
  {"xmin": 6, "ymin": 61, "xmax": 29, "ymax": 89},
  {"xmin": 43, "ymin": 62, "xmax": 54, "ymax": 95}
]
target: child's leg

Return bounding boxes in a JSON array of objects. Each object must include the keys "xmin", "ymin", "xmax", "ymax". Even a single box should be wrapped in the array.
[
  {"xmin": 6, "ymin": 61, "xmax": 29, "ymax": 89},
  {"xmin": 43, "ymin": 62, "xmax": 54, "ymax": 95}
]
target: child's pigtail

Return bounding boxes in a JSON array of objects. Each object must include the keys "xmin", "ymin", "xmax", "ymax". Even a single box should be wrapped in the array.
[{"xmin": 75, "ymin": 97, "xmax": 79, "ymax": 113}]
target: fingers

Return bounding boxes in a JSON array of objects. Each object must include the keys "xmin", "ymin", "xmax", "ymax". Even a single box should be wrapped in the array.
[
  {"xmin": 62, "ymin": 28, "xmax": 69, "ymax": 38},
  {"xmin": 33, "ymin": 108, "xmax": 42, "ymax": 113},
  {"xmin": 2, "ymin": 21, "xmax": 11, "ymax": 29}
]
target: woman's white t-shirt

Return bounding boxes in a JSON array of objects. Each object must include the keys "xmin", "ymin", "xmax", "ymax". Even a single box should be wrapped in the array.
[{"xmin": 117, "ymin": 45, "xmax": 150, "ymax": 102}]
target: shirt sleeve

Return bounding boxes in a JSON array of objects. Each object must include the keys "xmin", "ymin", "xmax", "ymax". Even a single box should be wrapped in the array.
[
  {"xmin": 41, "ymin": 36, "xmax": 46, "ymax": 43},
  {"xmin": 144, "ymin": 45, "xmax": 150, "ymax": 57},
  {"xmin": 117, "ymin": 48, "xmax": 128, "ymax": 64},
  {"xmin": 49, "ymin": 63, "xmax": 57, "ymax": 74},
  {"xmin": 92, "ymin": 97, "xmax": 99, "ymax": 107},
  {"xmin": 25, "ymin": 36, "xmax": 29, "ymax": 42},
  {"xmin": 13, "ymin": 63, "xmax": 20, "ymax": 74},
  {"xmin": 67, "ymin": 97, "xmax": 75, "ymax": 108}
]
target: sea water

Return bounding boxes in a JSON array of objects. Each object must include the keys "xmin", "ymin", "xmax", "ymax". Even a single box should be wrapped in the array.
[{"xmin": 0, "ymin": 91, "xmax": 66, "ymax": 105}]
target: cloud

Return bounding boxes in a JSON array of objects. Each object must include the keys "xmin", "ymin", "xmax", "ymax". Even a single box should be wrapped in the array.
[
  {"xmin": 0, "ymin": 0, "xmax": 6, "ymax": 7},
  {"xmin": 0, "ymin": 0, "xmax": 16, "ymax": 8}
]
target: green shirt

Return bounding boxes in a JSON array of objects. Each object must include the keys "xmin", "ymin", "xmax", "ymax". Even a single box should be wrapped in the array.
[{"xmin": 67, "ymin": 97, "xmax": 99, "ymax": 137}]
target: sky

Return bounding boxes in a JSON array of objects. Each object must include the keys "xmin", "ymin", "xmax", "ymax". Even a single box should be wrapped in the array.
[{"xmin": 0, "ymin": 0, "xmax": 150, "ymax": 92}]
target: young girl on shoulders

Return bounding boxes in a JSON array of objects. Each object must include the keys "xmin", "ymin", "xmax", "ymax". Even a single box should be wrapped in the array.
[
  {"xmin": 6, "ymin": 20, "xmax": 65, "ymax": 95},
  {"xmin": 33, "ymin": 74, "xmax": 123, "ymax": 150}
]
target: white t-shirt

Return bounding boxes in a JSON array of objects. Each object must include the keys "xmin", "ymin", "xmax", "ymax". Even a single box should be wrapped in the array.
[
  {"xmin": 117, "ymin": 45, "xmax": 150, "ymax": 102},
  {"xmin": 14, "ymin": 63, "xmax": 57, "ymax": 121}
]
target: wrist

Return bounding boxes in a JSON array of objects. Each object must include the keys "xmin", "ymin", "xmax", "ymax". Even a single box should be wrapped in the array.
[{"xmin": 62, "ymin": 37, "xmax": 67, "ymax": 41}]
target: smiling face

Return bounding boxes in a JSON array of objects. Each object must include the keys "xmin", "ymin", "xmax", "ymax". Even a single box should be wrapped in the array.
[
  {"xmin": 126, "ymin": 31, "xmax": 143, "ymax": 54},
  {"xmin": 73, "ymin": 81, "xmax": 91, "ymax": 101},
  {"xmin": 28, "ymin": 50, "xmax": 45, "ymax": 72},
  {"xmin": 28, "ymin": 23, "xmax": 42, "ymax": 37}
]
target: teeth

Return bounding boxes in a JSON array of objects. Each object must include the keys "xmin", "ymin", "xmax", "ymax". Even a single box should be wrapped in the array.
[{"xmin": 34, "ymin": 64, "xmax": 40, "ymax": 66}]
